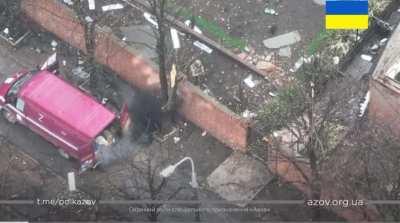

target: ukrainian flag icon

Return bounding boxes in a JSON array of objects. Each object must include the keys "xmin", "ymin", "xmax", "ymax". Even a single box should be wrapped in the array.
[{"xmin": 326, "ymin": 0, "xmax": 369, "ymax": 30}]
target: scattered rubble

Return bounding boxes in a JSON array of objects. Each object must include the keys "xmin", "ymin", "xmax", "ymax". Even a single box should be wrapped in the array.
[
  {"xmin": 190, "ymin": 60, "xmax": 205, "ymax": 77},
  {"xmin": 242, "ymin": 109, "xmax": 257, "ymax": 119},
  {"xmin": 256, "ymin": 61, "xmax": 277, "ymax": 73},
  {"xmin": 264, "ymin": 8, "xmax": 279, "ymax": 16}
]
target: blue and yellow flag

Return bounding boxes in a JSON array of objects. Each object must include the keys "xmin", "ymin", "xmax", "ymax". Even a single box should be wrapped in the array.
[{"xmin": 325, "ymin": 0, "xmax": 369, "ymax": 29}]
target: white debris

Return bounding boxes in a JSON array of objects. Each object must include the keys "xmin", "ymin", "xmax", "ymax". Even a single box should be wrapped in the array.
[
  {"xmin": 63, "ymin": 0, "xmax": 73, "ymax": 5},
  {"xmin": 51, "ymin": 40, "xmax": 58, "ymax": 48},
  {"xmin": 333, "ymin": 56, "xmax": 340, "ymax": 65},
  {"xmin": 361, "ymin": 54, "xmax": 373, "ymax": 62},
  {"xmin": 190, "ymin": 60, "xmax": 205, "ymax": 77},
  {"xmin": 386, "ymin": 62, "xmax": 400, "ymax": 79},
  {"xmin": 242, "ymin": 109, "xmax": 257, "ymax": 119},
  {"xmin": 40, "ymin": 53, "xmax": 57, "ymax": 70},
  {"xmin": 88, "ymin": 0, "xmax": 95, "ymax": 10},
  {"xmin": 143, "ymin": 12, "xmax": 158, "ymax": 28},
  {"xmin": 290, "ymin": 57, "xmax": 304, "ymax": 72},
  {"xmin": 173, "ymin": 137, "xmax": 181, "ymax": 144},
  {"xmin": 170, "ymin": 28, "xmax": 181, "ymax": 49},
  {"xmin": 263, "ymin": 31, "xmax": 301, "ymax": 49},
  {"xmin": 201, "ymin": 131, "xmax": 207, "ymax": 137},
  {"xmin": 244, "ymin": 75, "xmax": 259, "ymax": 88},
  {"xmin": 72, "ymin": 66, "xmax": 90, "ymax": 79},
  {"xmin": 122, "ymin": 36, "xmax": 127, "ymax": 41},
  {"xmin": 359, "ymin": 91, "xmax": 370, "ymax": 117},
  {"xmin": 269, "ymin": 92, "xmax": 277, "ymax": 97},
  {"xmin": 62, "ymin": 60, "xmax": 67, "ymax": 66},
  {"xmin": 102, "ymin": 3, "xmax": 124, "ymax": 12},
  {"xmin": 370, "ymin": 44, "xmax": 379, "ymax": 51},
  {"xmin": 3, "ymin": 28, "xmax": 9, "ymax": 35},
  {"xmin": 4, "ymin": 77, "xmax": 15, "ymax": 84},
  {"xmin": 193, "ymin": 41, "xmax": 213, "ymax": 54},
  {"xmin": 67, "ymin": 172, "xmax": 76, "ymax": 191},
  {"xmin": 379, "ymin": 38, "xmax": 388, "ymax": 46},
  {"xmin": 264, "ymin": 8, "xmax": 278, "ymax": 15},
  {"xmin": 85, "ymin": 16, "xmax": 94, "ymax": 23},
  {"xmin": 184, "ymin": 20, "xmax": 202, "ymax": 34}
]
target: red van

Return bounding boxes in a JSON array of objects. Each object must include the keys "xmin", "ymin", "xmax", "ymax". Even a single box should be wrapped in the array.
[{"xmin": 0, "ymin": 69, "xmax": 129, "ymax": 172}]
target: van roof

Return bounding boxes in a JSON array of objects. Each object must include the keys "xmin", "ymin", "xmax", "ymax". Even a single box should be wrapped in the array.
[{"xmin": 19, "ymin": 70, "xmax": 116, "ymax": 139}]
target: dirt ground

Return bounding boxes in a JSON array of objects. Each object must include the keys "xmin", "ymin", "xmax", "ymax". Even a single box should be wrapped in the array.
[{"xmin": 59, "ymin": 0, "xmax": 325, "ymax": 117}]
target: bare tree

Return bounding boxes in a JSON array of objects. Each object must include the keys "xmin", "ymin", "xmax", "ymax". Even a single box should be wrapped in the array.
[
  {"xmin": 72, "ymin": 0, "xmax": 100, "ymax": 88},
  {"xmin": 147, "ymin": 0, "xmax": 169, "ymax": 104},
  {"xmin": 259, "ymin": 57, "xmax": 361, "ymax": 220},
  {"xmin": 332, "ymin": 122, "xmax": 400, "ymax": 221}
]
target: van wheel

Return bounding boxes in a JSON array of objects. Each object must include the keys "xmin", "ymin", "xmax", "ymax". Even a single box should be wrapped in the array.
[
  {"xmin": 58, "ymin": 149, "xmax": 70, "ymax": 160},
  {"xmin": 3, "ymin": 110, "xmax": 17, "ymax": 124}
]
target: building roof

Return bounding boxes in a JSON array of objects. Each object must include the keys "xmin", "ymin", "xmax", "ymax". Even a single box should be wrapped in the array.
[
  {"xmin": 372, "ymin": 23, "xmax": 400, "ymax": 81},
  {"xmin": 19, "ymin": 70, "xmax": 116, "ymax": 139}
]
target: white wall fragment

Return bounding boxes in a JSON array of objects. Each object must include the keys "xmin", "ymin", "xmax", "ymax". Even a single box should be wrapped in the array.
[
  {"xmin": 170, "ymin": 28, "xmax": 181, "ymax": 49},
  {"xmin": 41, "ymin": 53, "xmax": 57, "ymax": 70},
  {"xmin": 102, "ymin": 4, "xmax": 124, "ymax": 12},
  {"xmin": 88, "ymin": 0, "xmax": 96, "ymax": 10},
  {"xmin": 68, "ymin": 172, "xmax": 76, "ymax": 191},
  {"xmin": 359, "ymin": 91, "xmax": 370, "ymax": 117},
  {"xmin": 193, "ymin": 41, "xmax": 213, "ymax": 54},
  {"xmin": 143, "ymin": 12, "xmax": 158, "ymax": 28}
]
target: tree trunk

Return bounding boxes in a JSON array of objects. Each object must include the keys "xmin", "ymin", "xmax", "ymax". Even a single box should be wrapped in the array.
[{"xmin": 155, "ymin": 0, "xmax": 169, "ymax": 104}]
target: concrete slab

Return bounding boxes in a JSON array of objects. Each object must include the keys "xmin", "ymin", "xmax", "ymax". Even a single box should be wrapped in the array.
[
  {"xmin": 263, "ymin": 31, "xmax": 301, "ymax": 49},
  {"xmin": 207, "ymin": 153, "xmax": 273, "ymax": 207},
  {"xmin": 279, "ymin": 46, "xmax": 292, "ymax": 58}
]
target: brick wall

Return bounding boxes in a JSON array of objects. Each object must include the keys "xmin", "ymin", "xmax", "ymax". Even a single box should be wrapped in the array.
[{"xmin": 21, "ymin": 0, "xmax": 249, "ymax": 151}]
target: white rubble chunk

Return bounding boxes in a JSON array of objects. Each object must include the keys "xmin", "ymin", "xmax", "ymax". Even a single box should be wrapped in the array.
[
  {"xmin": 243, "ymin": 75, "xmax": 259, "ymax": 88},
  {"xmin": 63, "ymin": 0, "xmax": 73, "ymax": 5},
  {"xmin": 143, "ymin": 12, "xmax": 158, "ymax": 28},
  {"xmin": 361, "ymin": 54, "xmax": 373, "ymax": 62},
  {"xmin": 193, "ymin": 41, "xmax": 213, "ymax": 54},
  {"xmin": 102, "ymin": 3, "xmax": 124, "ymax": 12},
  {"xmin": 359, "ymin": 91, "xmax": 370, "ymax": 117},
  {"xmin": 88, "ymin": 0, "xmax": 95, "ymax": 10},
  {"xmin": 170, "ymin": 28, "xmax": 180, "ymax": 49}
]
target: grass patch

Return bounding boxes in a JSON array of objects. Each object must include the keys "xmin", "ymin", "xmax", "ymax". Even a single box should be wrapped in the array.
[{"xmin": 176, "ymin": 9, "xmax": 247, "ymax": 50}]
